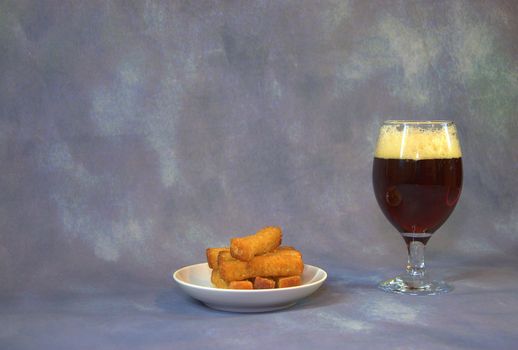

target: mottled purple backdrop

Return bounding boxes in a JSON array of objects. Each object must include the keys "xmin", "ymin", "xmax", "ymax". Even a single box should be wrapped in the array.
[
  {"xmin": 2, "ymin": 0, "xmax": 518, "ymax": 293},
  {"xmin": 1, "ymin": 1, "xmax": 518, "ymax": 348}
]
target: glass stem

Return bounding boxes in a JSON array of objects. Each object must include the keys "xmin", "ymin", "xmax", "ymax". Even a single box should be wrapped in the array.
[{"xmin": 406, "ymin": 241, "xmax": 426, "ymax": 279}]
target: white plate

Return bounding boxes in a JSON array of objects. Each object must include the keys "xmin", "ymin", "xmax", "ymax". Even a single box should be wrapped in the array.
[{"xmin": 173, "ymin": 263, "xmax": 327, "ymax": 313}]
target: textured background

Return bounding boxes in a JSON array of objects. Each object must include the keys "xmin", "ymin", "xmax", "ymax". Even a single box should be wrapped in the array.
[{"xmin": 1, "ymin": 0, "xmax": 518, "ymax": 348}]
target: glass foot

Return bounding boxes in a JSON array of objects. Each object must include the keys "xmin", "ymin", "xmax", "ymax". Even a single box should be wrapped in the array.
[{"xmin": 378, "ymin": 275, "xmax": 452, "ymax": 296}]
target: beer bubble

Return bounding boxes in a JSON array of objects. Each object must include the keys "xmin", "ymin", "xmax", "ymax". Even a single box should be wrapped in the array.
[{"xmin": 385, "ymin": 186, "xmax": 402, "ymax": 207}]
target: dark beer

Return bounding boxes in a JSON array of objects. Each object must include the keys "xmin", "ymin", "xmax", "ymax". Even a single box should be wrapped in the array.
[
  {"xmin": 372, "ymin": 157, "xmax": 462, "ymax": 245},
  {"xmin": 373, "ymin": 120, "xmax": 462, "ymax": 295}
]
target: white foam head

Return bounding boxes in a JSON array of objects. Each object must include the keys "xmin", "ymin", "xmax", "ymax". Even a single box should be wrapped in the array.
[{"xmin": 375, "ymin": 121, "xmax": 462, "ymax": 160}]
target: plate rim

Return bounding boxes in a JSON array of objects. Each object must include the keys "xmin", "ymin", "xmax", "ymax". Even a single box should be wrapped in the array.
[{"xmin": 173, "ymin": 262, "xmax": 327, "ymax": 293}]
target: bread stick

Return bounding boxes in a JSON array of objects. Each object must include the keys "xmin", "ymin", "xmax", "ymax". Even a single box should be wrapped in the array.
[
  {"xmin": 218, "ymin": 247, "xmax": 299, "ymax": 268},
  {"xmin": 211, "ymin": 269, "xmax": 228, "ymax": 288},
  {"xmin": 211, "ymin": 269, "xmax": 254, "ymax": 289},
  {"xmin": 230, "ymin": 226, "xmax": 282, "ymax": 261},
  {"xmin": 275, "ymin": 246, "xmax": 295, "ymax": 251},
  {"xmin": 276, "ymin": 275, "xmax": 302, "ymax": 288},
  {"xmin": 229, "ymin": 280, "xmax": 253, "ymax": 289},
  {"xmin": 253, "ymin": 276, "xmax": 276, "ymax": 289},
  {"xmin": 206, "ymin": 247, "xmax": 229, "ymax": 269},
  {"xmin": 273, "ymin": 247, "xmax": 301, "ymax": 256},
  {"xmin": 219, "ymin": 251, "xmax": 303, "ymax": 282},
  {"xmin": 216, "ymin": 250, "xmax": 234, "ymax": 268}
]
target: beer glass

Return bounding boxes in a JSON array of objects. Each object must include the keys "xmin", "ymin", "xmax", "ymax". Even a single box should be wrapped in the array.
[{"xmin": 372, "ymin": 121, "xmax": 462, "ymax": 295}]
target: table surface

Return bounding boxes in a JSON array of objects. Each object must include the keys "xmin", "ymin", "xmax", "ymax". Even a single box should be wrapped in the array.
[{"xmin": 2, "ymin": 256, "xmax": 518, "ymax": 350}]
